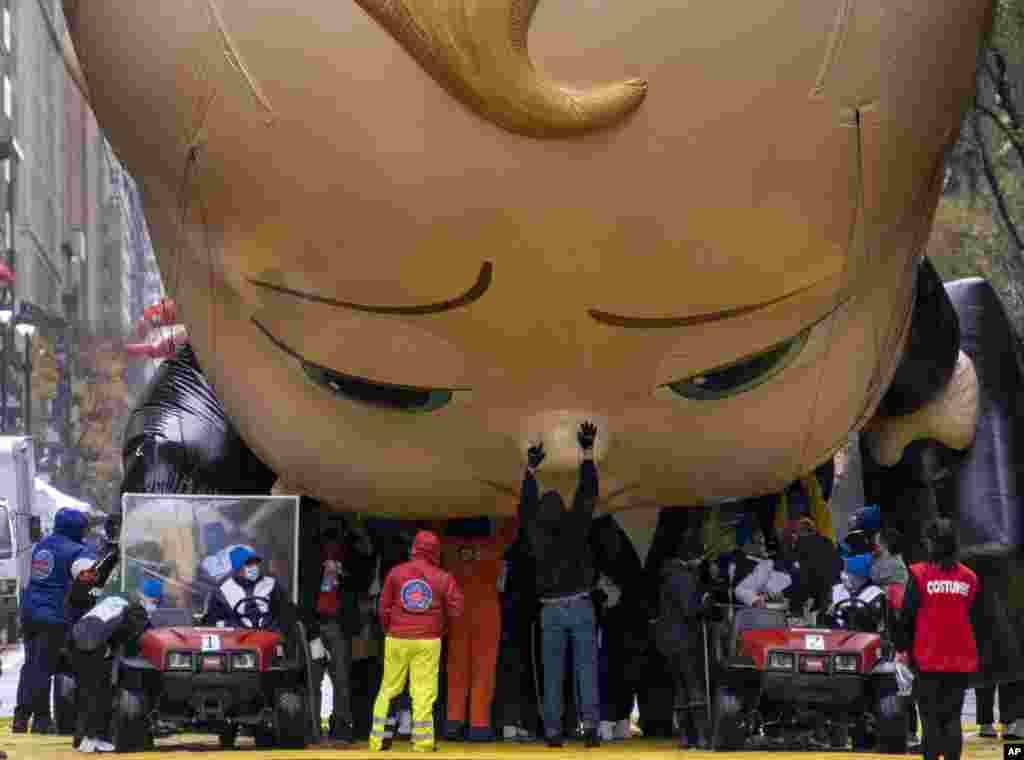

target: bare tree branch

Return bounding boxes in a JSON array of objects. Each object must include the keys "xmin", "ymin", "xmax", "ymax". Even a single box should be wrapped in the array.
[{"xmin": 970, "ymin": 109, "xmax": 1024, "ymax": 254}]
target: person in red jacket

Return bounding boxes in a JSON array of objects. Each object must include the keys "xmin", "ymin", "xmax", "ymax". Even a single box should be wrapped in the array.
[
  {"xmin": 895, "ymin": 518, "xmax": 979, "ymax": 760},
  {"xmin": 369, "ymin": 531, "xmax": 464, "ymax": 753},
  {"xmin": 440, "ymin": 516, "xmax": 518, "ymax": 742}
]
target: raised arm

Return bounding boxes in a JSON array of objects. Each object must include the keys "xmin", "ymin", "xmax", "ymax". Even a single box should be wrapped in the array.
[
  {"xmin": 518, "ymin": 443, "xmax": 545, "ymax": 531},
  {"xmin": 572, "ymin": 422, "xmax": 599, "ymax": 522}
]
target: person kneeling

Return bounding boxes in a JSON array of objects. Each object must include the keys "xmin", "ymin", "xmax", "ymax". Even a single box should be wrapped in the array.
[{"xmin": 70, "ymin": 582, "xmax": 157, "ymax": 753}]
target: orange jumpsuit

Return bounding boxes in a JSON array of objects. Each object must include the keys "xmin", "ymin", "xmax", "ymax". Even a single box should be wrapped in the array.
[{"xmin": 441, "ymin": 518, "xmax": 518, "ymax": 731}]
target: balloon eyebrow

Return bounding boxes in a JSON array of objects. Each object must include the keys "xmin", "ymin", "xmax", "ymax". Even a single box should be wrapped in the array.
[
  {"xmin": 588, "ymin": 278, "xmax": 840, "ymax": 329},
  {"xmin": 249, "ymin": 261, "xmax": 493, "ymax": 315}
]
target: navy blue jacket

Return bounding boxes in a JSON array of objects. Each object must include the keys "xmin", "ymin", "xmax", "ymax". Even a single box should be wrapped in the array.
[
  {"xmin": 654, "ymin": 560, "xmax": 709, "ymax": 656},
  {"xmin": 22, "ymin": 508, "xmax": 92, "ymax": 625}
]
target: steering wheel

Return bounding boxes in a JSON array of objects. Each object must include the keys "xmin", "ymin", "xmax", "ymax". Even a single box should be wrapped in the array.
[
  {"xmin": 231, "ymin": 595, "xmax": 275, "ymax": 629},
  {"xmin": 829, "ymin": 598, "xmax": 874, "ymax": 630}
]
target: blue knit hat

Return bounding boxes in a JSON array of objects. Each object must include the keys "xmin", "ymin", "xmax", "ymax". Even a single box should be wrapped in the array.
[
  {"xmin": 229, "ymin": 545, "xmax": 260, "ymax": 571},
  {"xmin": 844, "ymin": 553, "xmax": 873, "ymax": 579},
  {"xmin": 141, "ymin": 577, "xmax": 163, "ymax": 600}
]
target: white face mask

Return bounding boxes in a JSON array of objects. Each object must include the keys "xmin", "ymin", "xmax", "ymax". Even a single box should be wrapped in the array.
[{"xmin": 243, "ymin": 564, "xmax": 261, "ymax": 582}]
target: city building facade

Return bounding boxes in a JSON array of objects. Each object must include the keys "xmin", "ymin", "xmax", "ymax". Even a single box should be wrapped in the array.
[{"xmin": 0, "ymin": 0, "xmax": 160, "ymax": 486}]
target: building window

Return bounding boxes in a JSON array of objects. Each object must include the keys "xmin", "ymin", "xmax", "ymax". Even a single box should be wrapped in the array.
[
  {"xmin": 3, "ymin": 75, "xmax": 11, "ymax": 120},
  {"xmin": 2, "ymin": 8, "xmax": 9, "ymax": 55}
]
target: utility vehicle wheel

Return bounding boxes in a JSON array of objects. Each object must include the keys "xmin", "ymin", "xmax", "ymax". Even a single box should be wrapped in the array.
[
  {"xmin": 875, "ymin": 693, "xmax": 908, "ymax": 754},
  {"xmin": 275, "ymin": 690, "xmax": 309, "ymax": 748},
  {"xmin": 218, "ymin": 724, "xmax": 238, "ymax": 749},
  {"xmin": 111, "ymin": 688, "xmax": 151, "ymax": 752},
  {"xmin": 711, "ymin": 685, "xmax": 745, "ymax": 751},
  {"xmin": 53, "ymin": 673, "xmax": 77, "ymax": 735}
]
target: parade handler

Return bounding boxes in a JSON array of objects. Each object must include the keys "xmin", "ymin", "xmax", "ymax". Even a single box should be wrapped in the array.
[
  {"xmin": 369, "ymin": 530, "xmax": 464, "ymax": 753},
  {"xmin": 519, "ymin": 422, "xmax": 602, "ymax": 748},
  {"xmin": 14, "ymin": 507, "xmax": 92, "ymax": 734},
  {"xmin": 70, "ymin": 586, "xmax": 154, "ymax": 753},
  {"xmin": 895, "ymin": 518, "xmax": 980, "ymax": 760},
  {"xmin": 440, "ymin": 515, "xmax": 518, "ymax": 741}
]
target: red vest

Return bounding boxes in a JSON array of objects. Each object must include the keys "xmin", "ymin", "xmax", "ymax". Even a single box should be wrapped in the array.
[{"xmin": 909, "ymin": 562, "xmax": 979, "ymax": 673}]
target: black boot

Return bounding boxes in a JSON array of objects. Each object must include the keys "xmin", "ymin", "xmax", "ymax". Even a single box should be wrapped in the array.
[
  {"xmin": 690, "ymin": 704, "xmax": 710, "ymax": 750},
  {"xmin": 329, "ymin": 720, "xmax": 354, "ymax": 745}
]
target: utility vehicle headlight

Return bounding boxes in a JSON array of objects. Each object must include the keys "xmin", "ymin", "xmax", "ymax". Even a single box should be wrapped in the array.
[
  {"xmin": 167, "ymin": 651, "xmax": 192, "ymax": 670},
  {"xmin": 767, "ymin": 651, "xmax": 795, "ymax": 670},
  {"xmin": 833, "ymin": 654, "xmax": 859, "ymax": 673},
  {"xmin": 232, "ymin": 652, "xmax": 258, "ymax": 671}
]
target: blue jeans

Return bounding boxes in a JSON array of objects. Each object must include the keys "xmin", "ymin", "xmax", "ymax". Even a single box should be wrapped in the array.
[{"xmin": 540, "ymin": 596, "xmax": 599, "ymax": 737}]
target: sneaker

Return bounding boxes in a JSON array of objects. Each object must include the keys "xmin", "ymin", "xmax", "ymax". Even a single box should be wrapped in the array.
[
  {"xmin": 613, "ymin": 718, "xmax": 631, "ymax": 740},
  {"xmin": 516, "ymin": 727, "xmax": 537, "ymax": 743},
  {"xmin": 93, "ymin": 740, "xmax": 115, "ymax": 753},
  {"xmin": 503, "ymin": 725, "xmax": 518, "ymax": 741},
  {"xmin": 444, "ymin": 720, "xmax": 465, "ymax": 741},
  {"xmin": 11, "ymin": 718, "xmax": 27, "ymax": 735},
  {"xmin": 978, "ymin": 723, "xmax": 998, "ymax": 738},
  {"xmin": 545, "ymin": 735, "xmax": 564, "ymax": 748},
  {"xmin": 30, "ymin": 719, "xmax": 53, "ymax": 735},
  {"xmin": 1004, "ymin": 720, "xmax": 1024, "ymax": 740},
  {"xmin": 583, "ymin": 726, "xmax": 601, "ymax": 748},
  {"xmin": 77, "ymin": 738, "xmax": 97, "ymax": 753},
  {"xmin": 598, "ymin": 721, "xmax": 614, "ymax": 742}
]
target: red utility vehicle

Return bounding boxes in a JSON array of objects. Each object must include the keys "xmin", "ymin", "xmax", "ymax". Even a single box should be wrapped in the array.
[
  {"xmin": 110, "ymin": 608, "xmax": 316, "ymax": 751},
  {"xmin": 711, "ymin": 603, "xmax": 907, "ymax": 753}
]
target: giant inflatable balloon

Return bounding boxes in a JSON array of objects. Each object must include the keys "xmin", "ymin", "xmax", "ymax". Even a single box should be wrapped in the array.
[{"xmin": 64, "ymin": 1, "xmax": 994, "ymax": 517}]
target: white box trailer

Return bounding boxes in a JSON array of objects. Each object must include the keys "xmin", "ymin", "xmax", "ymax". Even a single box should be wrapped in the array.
[{"xmin": 0, "ymin": 436, "xmax": 41, "ymax": 643}]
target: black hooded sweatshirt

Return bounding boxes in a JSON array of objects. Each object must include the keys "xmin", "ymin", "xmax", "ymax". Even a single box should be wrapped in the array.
[{"xmin": 518, "ymin": 459, "xmax": 599, "ymax": 599}]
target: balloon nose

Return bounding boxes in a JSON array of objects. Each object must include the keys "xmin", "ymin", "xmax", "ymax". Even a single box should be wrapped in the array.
[{"xmin": 522, "ymin": 411, "xmax": 609, "ymax": 470}]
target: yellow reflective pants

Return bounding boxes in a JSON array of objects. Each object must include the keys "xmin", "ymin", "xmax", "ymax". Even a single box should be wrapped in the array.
[{"xmin": 369, "ymin": 636, "xmax": 442, "ymax": 752}]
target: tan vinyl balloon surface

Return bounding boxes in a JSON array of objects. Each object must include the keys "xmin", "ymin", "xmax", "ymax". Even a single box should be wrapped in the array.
[{"xmin": 64, "ymin": 1, "xmax": 993, "ymax": 516}]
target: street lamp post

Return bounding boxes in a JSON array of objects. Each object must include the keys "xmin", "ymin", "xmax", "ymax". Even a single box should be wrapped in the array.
[
  {"xmin": 0, "ymin": 300, "xmax": 9, "ymax": 433},
  {"xmin": 15, "ymin": 318, "xmax": 33, "ymax": 435}
]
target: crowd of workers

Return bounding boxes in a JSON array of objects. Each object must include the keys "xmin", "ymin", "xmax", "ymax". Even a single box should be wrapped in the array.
[{"xmin": 7, "ymin": 423, "xmax": 1021, "ymax": 757}]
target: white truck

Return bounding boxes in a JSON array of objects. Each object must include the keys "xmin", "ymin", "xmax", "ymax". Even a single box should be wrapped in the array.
[{"xmin": 0, "ymin": 436, "xmax": 42, "ymax": 644}]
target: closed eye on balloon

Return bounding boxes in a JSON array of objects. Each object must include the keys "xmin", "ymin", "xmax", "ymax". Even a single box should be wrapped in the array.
[
  {"xmin": 252, "ymin": 317, "xmax": 462, "ymax": 414},
  {"xmin": 302, "ymin": 362, "xmax": 455, "ymax": 413},
  {"xmin": 663, "ymin": 328, "xmax": 811, "ymax": 401}
]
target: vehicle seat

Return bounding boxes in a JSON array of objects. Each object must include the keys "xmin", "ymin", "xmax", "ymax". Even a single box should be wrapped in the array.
[
  {"xmin": 730, "ymin": 607, "xmax": 787, "ymax": 655},
  {"xmin": 148, "ymin": 608, "xmax": 193, "ymax": 628}
]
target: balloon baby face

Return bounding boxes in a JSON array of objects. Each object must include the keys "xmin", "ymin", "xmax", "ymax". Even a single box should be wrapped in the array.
[{"xmin": 65, "ymin": 0, "xmax": 994, "ymax": 515}]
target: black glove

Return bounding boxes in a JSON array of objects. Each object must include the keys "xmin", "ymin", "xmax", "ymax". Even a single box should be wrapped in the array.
[
  {"xmin": 527, "ymin": 443, "xmax": 546, "ymax": 469},
  {"xmin": 578, "ymin": 421, "xmax": 597, "ymax": 450}
]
